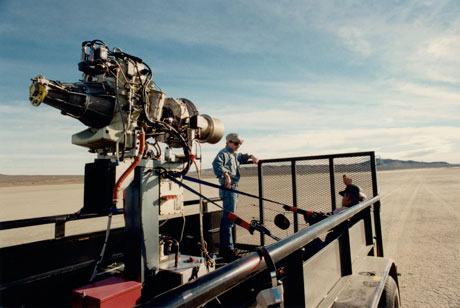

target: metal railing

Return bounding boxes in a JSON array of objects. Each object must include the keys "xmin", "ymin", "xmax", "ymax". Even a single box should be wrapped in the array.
[
  {"xmin": 0, "ymin": 198, "xmax": 219, "ymax": 239},
  {"xmin": 255, "ymin": 151, "xmax": 379, "ymax": 246}
]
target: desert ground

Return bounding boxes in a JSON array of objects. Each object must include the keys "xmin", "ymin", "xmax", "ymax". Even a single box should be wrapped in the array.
[{"xmin": 1, "ymin": 167, "xmax": 459, "ymax": 307}]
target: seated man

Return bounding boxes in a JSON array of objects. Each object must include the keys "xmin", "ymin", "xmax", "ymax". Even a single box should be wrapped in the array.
[
  {"xmin": 305, "ymin": 175, "xmax": 367, "ymax": 224},
  {"xmin": 303, "ymin": 175, "xmax": 367, "ymax": 259},
  {"xmin": 333, "ymin": 174, "xmax": 367, "ymax": 214}
]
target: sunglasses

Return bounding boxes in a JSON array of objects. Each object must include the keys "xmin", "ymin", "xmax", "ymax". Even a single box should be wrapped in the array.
[{"xmin": 230, "ymin": 141, "xmax": 242, "ymax": 146}]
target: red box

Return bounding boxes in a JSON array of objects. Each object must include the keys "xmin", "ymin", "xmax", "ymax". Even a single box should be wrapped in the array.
[{"xmin": 72, "ymin": 277, "xmax": 142, "ymax": 308}]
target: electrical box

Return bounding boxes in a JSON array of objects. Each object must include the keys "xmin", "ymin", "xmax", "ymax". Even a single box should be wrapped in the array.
[
  {"xmin": 159, "ymin": 179, "xmax": 184, "ymax": 215},
  {"xmin": 159, "ymin": 254, "xmax": 214, "ymax": 285},
  {"xmin": 72, "ymin": 277, "xmax": 141, "ymax": 308},
  {"xmin": 83, "ymin": 159, "xmax": 115, "ymax": 214}
]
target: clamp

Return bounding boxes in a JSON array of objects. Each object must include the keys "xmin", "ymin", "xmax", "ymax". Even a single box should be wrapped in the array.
[{"xmin": 256, "ymin": 246, "xmax": 284, "ymax": 308}]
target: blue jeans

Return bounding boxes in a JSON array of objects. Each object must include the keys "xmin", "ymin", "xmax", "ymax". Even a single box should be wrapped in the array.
[{"xmin": 220, "ymin": 184, "xmax": 239, "ymax": 251}]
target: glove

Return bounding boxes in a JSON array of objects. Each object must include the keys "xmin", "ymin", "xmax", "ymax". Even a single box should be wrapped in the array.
[{"xmin": 304, "ymin": 211, "xmax": 329, "ymax": 225}]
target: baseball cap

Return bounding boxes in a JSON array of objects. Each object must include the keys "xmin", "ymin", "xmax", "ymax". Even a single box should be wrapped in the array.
[
  {"xmin": 226, "ymin": 133, "xmax": 244, "ymax": 143},
  {"xmin": 339, "ymin": 184, "xmax": 367, "ymax": 203}
]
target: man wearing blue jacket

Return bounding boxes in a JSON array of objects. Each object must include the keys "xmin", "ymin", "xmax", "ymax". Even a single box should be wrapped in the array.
[{"xmin": 212, "ymin": 133, "xmax": 259, "ymax": 262}]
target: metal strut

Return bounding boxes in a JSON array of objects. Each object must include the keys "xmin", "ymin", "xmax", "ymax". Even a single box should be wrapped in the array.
[
  {"xmin": 171, "ymin": 173, "xmax": 327, "ymax": 220},
  {"xmin": 163, "ymin": 173, "xmax": 280, "ymax": 241}
]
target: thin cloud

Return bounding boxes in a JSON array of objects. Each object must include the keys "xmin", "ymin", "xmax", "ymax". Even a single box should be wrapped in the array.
[
  {"xmin": 242, "ymin": 126, "xmax": 460, "ymax": 163},
  {"xmin": 337, "ymin": 27, "xmax": 373, "ymax": 57}
]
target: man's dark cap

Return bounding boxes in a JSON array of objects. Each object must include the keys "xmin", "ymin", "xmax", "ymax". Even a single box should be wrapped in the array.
[{"xmin": 339, "ymin": 184, "xmax": 365, "ymax": 203}]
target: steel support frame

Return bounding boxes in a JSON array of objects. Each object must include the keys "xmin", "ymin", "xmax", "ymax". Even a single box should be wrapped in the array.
[{"xmin": 124, "ymin": 165, "xmax": 160, "ymax": 284}]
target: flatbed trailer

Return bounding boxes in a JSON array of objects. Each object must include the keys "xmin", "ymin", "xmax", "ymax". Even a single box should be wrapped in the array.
[
  {"xmin": 0, "ymin": 151, "xmax": 399, "ymax": 308},
  {"xmin": 5, "ymin": 40, "xmax": 399, "ymax": 307}
]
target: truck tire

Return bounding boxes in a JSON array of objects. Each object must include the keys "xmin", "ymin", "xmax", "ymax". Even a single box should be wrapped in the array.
[{"xmin": 378, "ymin": 276, "xmax": 400, "ymax": 308}]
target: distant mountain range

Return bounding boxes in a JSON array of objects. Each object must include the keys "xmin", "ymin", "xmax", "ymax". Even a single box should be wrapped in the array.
[
  {"xmin": 190, "ymin": 158, "xmax": 459, "ymax": 177},
  {"xmin": 0, "ymin": 159, "xmax": 458, "ymax": 183},
  {"xmin": 376, "ymin": 158, "xmax": 459, "ymax": 170},
  {"xmin": 0, "ymin": 175, "xmax": 83, "ymax": 186}
]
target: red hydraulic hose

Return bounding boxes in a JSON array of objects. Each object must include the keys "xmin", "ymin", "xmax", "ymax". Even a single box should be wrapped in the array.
[
  {"xmin": 226, "ymin": 212, "xmax": 253, "ymax": 233},
  {"xmin": 112, "ymin": 131, "xmax": 146, "ymax": 206},
  {"xmin": 283, "ymin": 205, "xmax": 315, "ymax": 216}
]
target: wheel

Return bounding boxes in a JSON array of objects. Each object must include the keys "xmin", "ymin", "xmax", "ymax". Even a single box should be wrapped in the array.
[{"xmin": 378, "ymin": 276, "xmax": 400, "ymax": 308}]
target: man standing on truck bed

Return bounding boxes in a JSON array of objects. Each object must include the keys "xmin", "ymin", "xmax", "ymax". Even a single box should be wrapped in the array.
[{"xmin": 212, "ymin": 133, "xmax": 259, "ymax": 262}]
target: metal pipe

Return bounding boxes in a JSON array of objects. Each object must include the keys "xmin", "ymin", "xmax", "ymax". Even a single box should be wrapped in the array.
[
  {"xmin": 112, "ymin": 131, "xmax": 145, "ymax": 205},
  {"xmin": 291, "ymin": 161, "xmax": 299, "ymax": 232},
  {"xmin": 144, "ymin": 196, "xmax": 380, "ymax": 308},
  {"xmin": 0, "ymin": 199, "xmax": 212, "ymax": 231},
  {"xmin": 370, "ymin": 152, "xmax": 384, "ymax": 257},
  {"xmin": 329, "ymin": 157, "xmax": 337, "ymax": 210},
  {"xmin": 0, "ymin": 210, "xmax": 123, "ymax": 231},
  {"xmin": 258, "ymin": 161, "xmax": 265, "ymax": 246},
  {"xmin": 259, "ymin": 151, "xmax": 376, "ymax": 164}
]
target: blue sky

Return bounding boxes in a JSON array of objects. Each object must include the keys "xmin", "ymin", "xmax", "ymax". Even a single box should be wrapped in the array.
[{"xmin": 1, "ymin": 0, "xmax": 459, "ymax": 175}]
